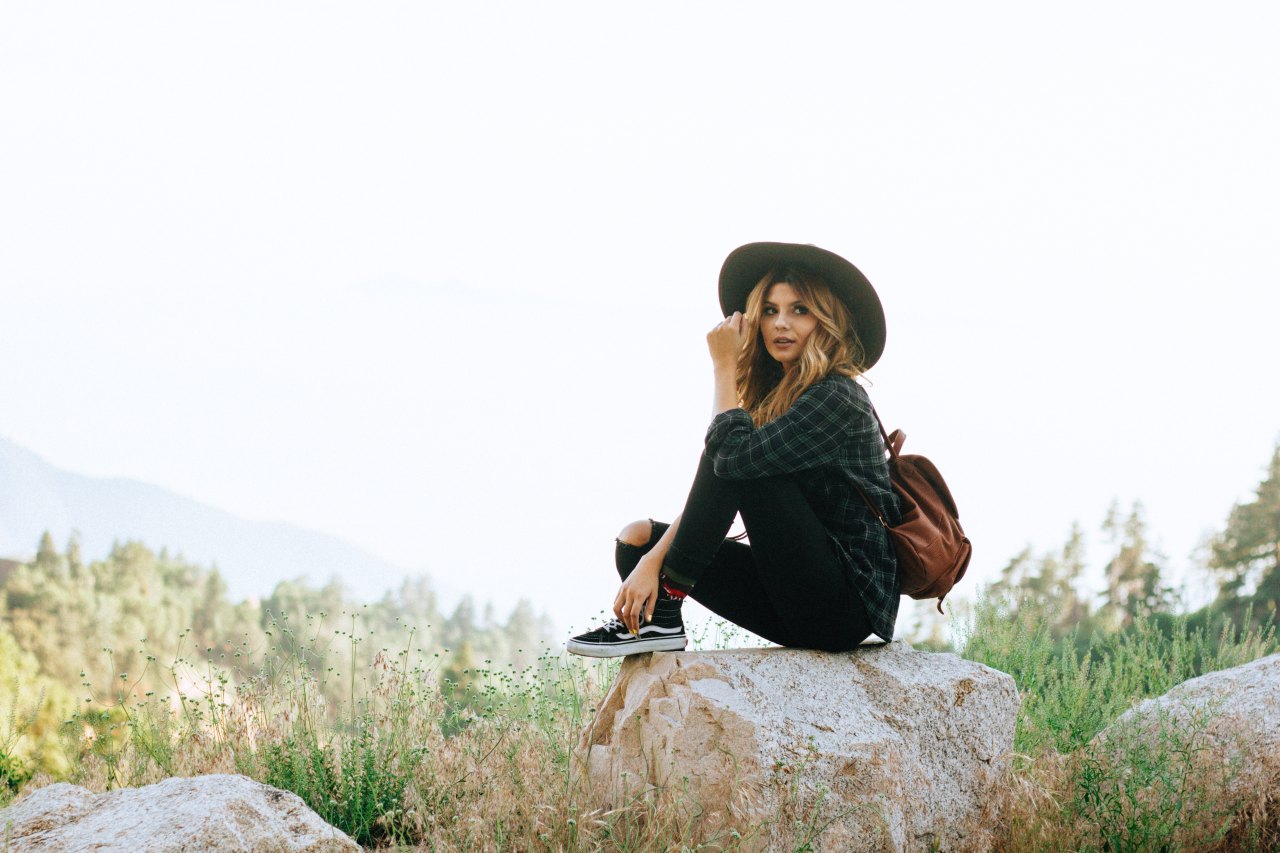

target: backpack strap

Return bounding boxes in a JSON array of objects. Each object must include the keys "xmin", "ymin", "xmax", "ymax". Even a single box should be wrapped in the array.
[
  {"xmin": 856, "ymin": 483, "xmax": 891, "ymax": 529},
  {"xmin": 871, "ymin": 405, "xmax": 891, "ymax": 448},
  {"xmin": 860, "ymin": 404, "xmax": 890, "ymax": 525},
  {"xmin": 857, "ymin": 406, "xmax": 902, "ymax": 529},
  {"xmin": 870, "ymin": 405, "xmax": 903, "ymax": 459}
]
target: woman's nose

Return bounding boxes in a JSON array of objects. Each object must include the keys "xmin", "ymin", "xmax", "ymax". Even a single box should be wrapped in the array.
[{"xmin": 773, "ymin": 312, "xmax": 790, "ymax": 329}]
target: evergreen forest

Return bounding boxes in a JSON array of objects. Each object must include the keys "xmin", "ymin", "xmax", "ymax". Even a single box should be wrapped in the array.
[
  {"xmin": 0, "ymin": 536, "xmax": 552, "ymax": 783},
  {"xmin": 982, "ymin": 443, "xmax": 1280, "ymax": 650}
]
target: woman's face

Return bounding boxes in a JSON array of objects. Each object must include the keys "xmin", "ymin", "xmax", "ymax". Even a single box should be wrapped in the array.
[{"xmin": 760, "ymin": 282, "xmax": 818, "ymax": 370}]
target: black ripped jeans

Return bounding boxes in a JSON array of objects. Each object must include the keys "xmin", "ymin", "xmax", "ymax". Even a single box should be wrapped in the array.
[{"xmin": 615, "ymin": 453, "xmax": 874, "ymax": 651}]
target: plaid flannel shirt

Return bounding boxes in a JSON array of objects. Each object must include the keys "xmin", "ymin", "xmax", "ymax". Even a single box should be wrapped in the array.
[{"xmin": 704, "ymin": 374, "xmax": 902, "ymax": 642}]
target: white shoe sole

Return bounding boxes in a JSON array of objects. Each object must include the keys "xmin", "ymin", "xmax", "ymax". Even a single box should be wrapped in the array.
[{"xmin": 565, "ymin": 635, "xmax": 687, "ymax": 658}]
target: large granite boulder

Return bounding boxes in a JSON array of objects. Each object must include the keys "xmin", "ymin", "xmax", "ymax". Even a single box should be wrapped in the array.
[
  {"xmin": 0, "ymin": 774, "xmax": 359, "ymax": 852},
  {"xmin": 574, "ymin": 642, "xmax": 1019, "ymax": 852}
]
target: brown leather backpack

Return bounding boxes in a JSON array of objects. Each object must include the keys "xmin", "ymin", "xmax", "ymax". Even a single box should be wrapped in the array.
[{"xmin": 857, "ymin": 410, "xmax": 972, "ymax": 613}]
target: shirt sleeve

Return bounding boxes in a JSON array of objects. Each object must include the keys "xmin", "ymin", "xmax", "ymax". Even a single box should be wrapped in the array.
[{"xmin": 704, "ymin": 378, "xmax": 857, "ymax": 480}]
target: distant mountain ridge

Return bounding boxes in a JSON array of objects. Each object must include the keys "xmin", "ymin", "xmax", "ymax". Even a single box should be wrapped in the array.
[{"xmin": 0, "ymin": 436, "xmax": 417, "ymax": 600}]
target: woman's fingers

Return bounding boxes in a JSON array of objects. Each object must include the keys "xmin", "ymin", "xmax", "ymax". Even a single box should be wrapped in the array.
[
  {"xmin": 711, "ymin": 312, "xmax": 743, "ymax": 334},
  {"xmin": 613, "ymin": 588, "xmax": 649, "ymax": 634},
  {"xmin": 632, "ymin": 590, "xmax": 653, "ymax": 634},
  {"xmin": 627, "ymin": 591, "xmax": 646, "ymax": 634},
  {"xmin": 708, "ymin": 312, "xmax": 741, "ymax": 335},
  {"xmin": 708, "ymin": 311, "xmax": 747, "ymax": 366}
]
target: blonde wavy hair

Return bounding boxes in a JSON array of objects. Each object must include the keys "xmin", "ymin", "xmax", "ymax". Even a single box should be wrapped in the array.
[{"xmin": 737, "ymin": 268, "xmax": 867, "ymax": 426}]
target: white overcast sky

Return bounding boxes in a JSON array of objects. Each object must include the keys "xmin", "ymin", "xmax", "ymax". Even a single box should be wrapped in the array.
[{"xmin": 2, "ymin": 2, "xmax": 1278, "ymax": 637}]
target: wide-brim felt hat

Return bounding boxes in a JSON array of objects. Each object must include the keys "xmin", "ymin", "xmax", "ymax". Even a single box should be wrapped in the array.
[{"xmin": 718, "ymin": 241, "xmax": 887, "ymax": 369}]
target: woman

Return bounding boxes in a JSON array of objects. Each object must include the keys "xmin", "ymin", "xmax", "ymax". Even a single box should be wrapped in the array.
[{"xmin": 566, "ymin": 242, "xmax": 901, "ymax": 657}]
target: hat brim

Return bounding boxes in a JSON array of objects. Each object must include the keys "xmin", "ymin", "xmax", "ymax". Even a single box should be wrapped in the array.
[{"xmin": 718, "ymin": 242, "xmax": 886, "ymax": 369}]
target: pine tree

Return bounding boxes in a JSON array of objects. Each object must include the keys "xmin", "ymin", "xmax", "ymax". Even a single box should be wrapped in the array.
[
  {"xmin": 1209, "ymin": 444, "xmax": 1280, "ymax": 612},
  {"xmin": 34, "ymin": 532, "xmax": 60, "ymax": 573},
  {"xmin": 65, "ymin": 532, "xmax": 83, "ymax": 580},
  {"xmin": 503, "ymin": 599, "xmax": 549, "ymax": 671},
  {"xmin": 443, "ymin": 596, "xmax": 477, "ymax": 653},
  {"xmin": 1101, "ymin": 501, "xmax": 1171, "ymax": 629},
  {"xmin": 988, "ymin": 524, "xmax": 1090, "ymax": 637}
]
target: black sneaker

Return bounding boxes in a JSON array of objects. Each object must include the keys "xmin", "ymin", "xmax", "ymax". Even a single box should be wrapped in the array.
[{"xmin": 565, "ymin": 596, "xmax": 686, "ymax": 658}]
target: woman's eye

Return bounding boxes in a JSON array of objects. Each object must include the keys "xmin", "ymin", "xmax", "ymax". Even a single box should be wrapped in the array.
[
  {"xmin": 794, "ymin": 306, "xmax": 809, "ymax": 314},
  {"xmin": 762, "ymin": 307, "xmax": 777, "ymax": 315}
]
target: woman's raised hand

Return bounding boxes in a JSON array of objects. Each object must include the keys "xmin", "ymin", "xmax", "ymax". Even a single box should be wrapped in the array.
[{"xmin": 707, "ymin": 311, "xmax": 746, "ymax": 371}]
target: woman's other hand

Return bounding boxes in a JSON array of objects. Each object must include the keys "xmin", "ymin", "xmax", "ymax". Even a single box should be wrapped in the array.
[
  {"xmin": 613, "ymin": 552, "xmax": 662, "ymax": 635},
  {"xmin": 707, "ymin": 312, "xmax": 746, "ymax": 371}
]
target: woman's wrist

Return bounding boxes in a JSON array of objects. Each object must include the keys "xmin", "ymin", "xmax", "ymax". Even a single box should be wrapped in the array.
[
  {"xmin": 642, "ymin": 514, "xmax": 680, "ymax": 570},
  {"xmin": 636, "ymin": 552, "xmax": 663, "ymax": 577},
  {"xmin": 712, "ymin": 366, "xmax": 738, "ymax": 415}
]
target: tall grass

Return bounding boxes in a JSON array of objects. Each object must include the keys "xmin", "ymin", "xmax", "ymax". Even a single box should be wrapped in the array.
[
  {"xmin": 959, "ymin": 596, "xmax": 1280, "ymax": 851},
  {"xmin": 3, "ymin": 600, "xmax": 1279, "ymax": 849},
  {"xmin": 43, "ymin": 611, "xmax": 786, "ymax": 849}
]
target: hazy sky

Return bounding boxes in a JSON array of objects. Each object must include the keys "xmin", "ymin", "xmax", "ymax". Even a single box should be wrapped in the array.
[{"xmin": 3, "ymin": 2, "xmax": 1278, "ymax": 637}]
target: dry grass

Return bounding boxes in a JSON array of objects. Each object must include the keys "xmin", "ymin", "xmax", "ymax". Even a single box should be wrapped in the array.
[
  {"xmin": 33, "ymin": 624, "xmax": 814, "ymax": 851},
  {"xmin": 984, "ymin": 742, "xmax": 1280, "ymax": 853},
  {"xmin": 7, "ymin": 601, "xmax": 1280, "ymax": 851}
]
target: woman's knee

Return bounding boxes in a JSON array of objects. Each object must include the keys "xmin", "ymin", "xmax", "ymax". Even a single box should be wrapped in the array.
[{"xmin": 616, "ymin": 519, "xmax": 652, "ymax": 547}]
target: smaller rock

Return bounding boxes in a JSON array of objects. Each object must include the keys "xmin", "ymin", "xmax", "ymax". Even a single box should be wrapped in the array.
[
  {"xmin": 0, "ymin": 774, "xmax": 360, "ymax": 852},
  {"xmin": 1092, "ymin": 653, "xmax": 1280, "ymax": 846},
  {"xmin": 1110, "ymin": 652, "xmax": 1280, "ymax": 787}
]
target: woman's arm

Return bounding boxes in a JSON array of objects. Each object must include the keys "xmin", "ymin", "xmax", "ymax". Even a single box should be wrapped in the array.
[
  {"xmin": 705, "ymin": 377, "xmax": 861, "ymax": 480},
  {"xmin": 614, "ymin": 313, "xmax": 743, "ymax": 634},
  {"xmin": 707, "ymin": 312, "xmax": 744, "ymax": 416}
]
